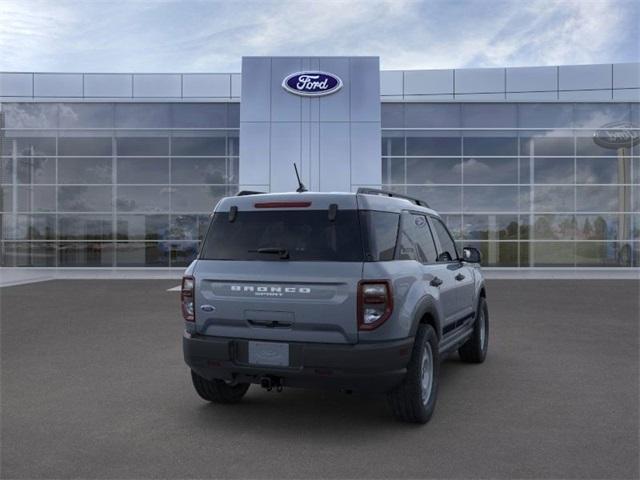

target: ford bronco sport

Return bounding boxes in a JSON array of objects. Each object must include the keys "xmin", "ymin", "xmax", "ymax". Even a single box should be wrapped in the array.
[{"xmin": 182, "ymin": 188, "xmax": 488, "ymax": 423}]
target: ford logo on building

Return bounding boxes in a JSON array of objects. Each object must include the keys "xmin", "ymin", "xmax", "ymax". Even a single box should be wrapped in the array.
[
  {"xmin": 593, "ymin": 122, "xmax": 640, "ymax": 149},
  {"xmin": 282, "ymin": 71, "xmax": 343, "ymax": 97}
]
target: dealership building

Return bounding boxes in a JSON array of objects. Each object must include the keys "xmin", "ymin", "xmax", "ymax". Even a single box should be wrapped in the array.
[{"xmin": 0, "ymin": 57, "xmax": 638, "ymax": 270}]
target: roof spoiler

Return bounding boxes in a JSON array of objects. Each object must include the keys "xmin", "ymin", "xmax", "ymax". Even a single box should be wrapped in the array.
[
  {"xmin": 356, "ymin": 188, "xmax": 429, "ymax": 208},
  {"xmin": 236, "ymin": 190, "xmax": 266, "ymax": 196}
]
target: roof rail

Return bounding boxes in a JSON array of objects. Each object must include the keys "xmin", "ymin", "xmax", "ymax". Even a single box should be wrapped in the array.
[
  {"xmin": 356, "ymin": 187, "xmax": 430, "ymax": 208},
  {"xmin": 236, "ymin": 190, "xmax": 266, "ymax": 196}
]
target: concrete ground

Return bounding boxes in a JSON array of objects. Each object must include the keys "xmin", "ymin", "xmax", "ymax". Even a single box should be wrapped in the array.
[{"xmin": 1, "ymin": 280, "xmax": 638, "ymax": 479}]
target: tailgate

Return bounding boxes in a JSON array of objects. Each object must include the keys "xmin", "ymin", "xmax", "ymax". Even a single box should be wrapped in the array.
[{"xmin": 194, "ymin": 260, "xmax": 362, "ymax": 344}]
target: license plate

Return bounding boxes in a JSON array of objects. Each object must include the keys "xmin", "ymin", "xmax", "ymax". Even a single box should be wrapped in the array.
[{"xmin": 248, "ymin": 341, "xmax": 289, "ymax": 367}]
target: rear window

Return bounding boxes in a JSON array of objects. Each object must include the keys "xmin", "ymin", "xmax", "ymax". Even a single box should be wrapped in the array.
[{"xmin": 200, "ymin": 210, "xmax": 364, "ymax": 261}]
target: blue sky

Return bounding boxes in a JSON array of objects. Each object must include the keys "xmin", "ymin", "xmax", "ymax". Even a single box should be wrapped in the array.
[{"xmin": 0, "ymin": 0, "xmax": 638, "ymax": 72}]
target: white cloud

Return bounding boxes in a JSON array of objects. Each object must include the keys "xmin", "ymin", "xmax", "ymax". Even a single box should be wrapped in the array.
[{"xmin": 0, "ymin": 0, "xmax": 637, "ymax": 72}]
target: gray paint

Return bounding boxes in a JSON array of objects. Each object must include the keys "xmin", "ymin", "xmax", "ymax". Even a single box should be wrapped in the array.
[{"xmin": 239, "ymin": 56, "xmax": 381, "ymax": 193}]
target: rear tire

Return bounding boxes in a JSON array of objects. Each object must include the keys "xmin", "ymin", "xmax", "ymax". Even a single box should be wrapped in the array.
[
  {"xmin": 387, "ymin": 324, "xmax": 439, "ymax": 424},
  {"xmin": 190, "ymin": 370, "xmax": 250, "ymax": 404},
  {"xmin": 458, "ymin": 296, "xmax": 489, "ymax": 363}
]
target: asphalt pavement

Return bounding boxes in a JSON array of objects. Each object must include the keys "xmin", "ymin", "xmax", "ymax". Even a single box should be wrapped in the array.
[{"xmin": 1, "ymin": 279, "xmax": 638, "ymax": 479}]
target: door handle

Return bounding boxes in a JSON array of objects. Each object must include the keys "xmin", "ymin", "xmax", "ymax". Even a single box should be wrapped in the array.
[
  {"xmin": 430, "ymin": 277, "xmax": 443, "ymax": 287},
  {"xmin": 455, "ymin": 273, "xmax": 465, "ymax": 281}
]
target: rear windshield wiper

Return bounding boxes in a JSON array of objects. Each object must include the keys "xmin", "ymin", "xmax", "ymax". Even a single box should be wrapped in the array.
[{"xmin": 249, "ymin": 247, "xmax": 290, "ymax": 260}]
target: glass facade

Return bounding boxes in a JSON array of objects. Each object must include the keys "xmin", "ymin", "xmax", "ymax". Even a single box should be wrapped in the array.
[
  {"xmin": 0, "ymin": 103, "xmax": 239, "ymax": 267},
  {"xmin": 1, "ymin": 100, "xmax": 638, "ymax": 268},
  {"xmin": 382, "ymin": 102, "xmax": 639, "ymax": 267}
]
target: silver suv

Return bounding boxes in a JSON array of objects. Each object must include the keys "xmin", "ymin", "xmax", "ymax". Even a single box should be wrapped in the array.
[{"xmin": 182, "ymin": 188, "xmax": 488, "ymax": 423}]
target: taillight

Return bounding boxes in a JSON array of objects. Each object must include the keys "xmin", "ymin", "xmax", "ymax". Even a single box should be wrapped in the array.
[
  {"xmin": 181, "ymin": 276, "xmax": 195, "ymax": 321},
  {"xmin": 358, "ymin": 280, "xmax": 393, "ymax": 330}
]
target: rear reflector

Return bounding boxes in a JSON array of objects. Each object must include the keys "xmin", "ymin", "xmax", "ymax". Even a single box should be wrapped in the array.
[{"xmin": 254, "ymin": 201, "xmax": 311, "ymax": 208}]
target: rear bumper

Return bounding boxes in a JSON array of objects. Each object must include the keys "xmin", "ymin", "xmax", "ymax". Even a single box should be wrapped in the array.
[{"xmin": 183, "ymin": 332, "xmax": 414, "ymax": 393}]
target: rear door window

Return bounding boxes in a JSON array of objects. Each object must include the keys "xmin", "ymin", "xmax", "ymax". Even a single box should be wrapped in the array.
[
  {"xmin": 430, "ymin": 217, "xmax": 458, "ymax": 262},
  {"xmin": 397, "ymin": 213, "xmax": 438, "ymax": 263},
  {"xmin": 200, "ymin": 210, "xmax": 363, "ymax": 261}
]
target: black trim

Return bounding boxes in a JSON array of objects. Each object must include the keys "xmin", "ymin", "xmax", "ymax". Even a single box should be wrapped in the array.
[{"xmin": 442, "ymin": 313, "xmax": 474, "ymax": 335}]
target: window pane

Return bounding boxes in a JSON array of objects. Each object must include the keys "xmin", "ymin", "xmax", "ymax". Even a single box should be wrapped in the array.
[
  {"xmin": 463, "ymin": 186, "xmax": 520, "ymax": 212},
  {"xmin": 117, "ymin": 158, "xmax": 169, "ymax": 184},
  {"xmin": 463, "ymin": 241, "xmax": 518, "ymax": 267},
  {"xmin": 171, "ymin": 136, "xmax": 226, "ymax": 156},
  {"xmin": 573, "ymin": 104, "xmax": 630, "ymax": 128},
  {"xmin": 59, "ymin": 214, "xmax": 112, "ymax": 240},
  {"xmin": 115, "ymin": 242, "xmax": 169, "ymax": 267},
  {"xmin": 398, "ymin": 214, "xmax": 437, "ymax": 263},
  {"xmin": 404, "ymin": 104, "xmax": 461, "ymax": 128},
  {"xmin": 381, "ymin": 104, "xmax": 404, "ymax": 128},
  {"xmin": 170, "ymin": 214, "xmax": 214, "ymax": 242},
  {"xmin": 117, "ymin": 214, "xmax": 169, "ymax": 240},
  {"xmin": 576, "ymin": 157, "xmax": 629, "ymax": 184},
  {"xmin": 576, "ymin": 185, "xmax": 631, "ymax": 212},
  {"xmin": 518, "ymin": 104, "xmax": 573, "ymax": 129},
  {"xmin": 170, "ymin": 241, "xmax": 199, "ymax": 267},
  {"xmin": 114, "ymin": 104, "xmax": 171, "ymax": 128},
  {"xmin": 462, "ymin": 215, "xmax": 518, "ymax": 240},
  {"xmin": 18, "ymin": 186, "xmax": 56, "ymax": 212},
  {"xmin": 58, "ymin": 137, "xmax": 112, "ymax": 156},
  {"xmin": 463, "ymin": 136, "xmax": 518, "ymax": 156},
  {"xmin": 430, "ymin": 217, "xmax": 458, "ymax": 261},
  {"xmin": 1, "ymin": 214, "xmax": 55, "ymax": 240},
  {"xmin": 381, "ymin": 133, "xmax": 404, "ymax": 156},
  {"xmin": 2, "ymin": 104, "xmax": 58, "ymax": 128},
  {"xmin": 533, "ymin": 186, "xmax": 574, "ymax": 212},
  {"xmin": 11, "ymin": 137, "xmax": 56, "ymax": 156},
  {"xmin": 116, "ymin": 186, "xmax": 170, "ymax": 212},
  {"xmin": 171, "ymin": 104, "xmax": 227, "ymax": 128},
  {"xmin": 576, "ymin": 134, "xmax": 623, "ymax": 157},
  {"xmin": 1, "ymin": 158, "xmax": 12, "ymax": 184},
  {"xmin": 463, "ymin": 157, "xmax": 518, "ymax": 184},
  {"xmin": 406, "ymin": 158, "xmax": 461, "ymax": 184},
  {"xmin": 58, "ymin": 186, "xmax": 111, "ymax": 212},
  {"xmin": 360, "ymin": 211, "xmax": 399, "ymax": 261},
  {"xmin": 404, "ymin": 186, "xmax": 461, "ymax": 213},
  {"xmin": 575, "ymin": 242, "xmax": 632, "ymax": 267},
  {"xmin": 520, "ymin": 135, "xmax": 574, "ymax": 156},
  {"xmin": 171, "ymin": 158, "xmax": 228, "ymax": 184},
  {"xmin": 532, "ymin": 215, "xmax": 576, "ymax": 240},
  {"xmin": 58, "ymin": 242, "xmax": 114, "ymax": 267},
  {"xmin": 440, "ymin": 214, "xmax": 462, "ymax": 240},
  {"xmin": 382, "ymin": 158, "xmax": 404, "ymax": 184},
  {"xmin": 116, "ymin": 137, "xmax": 168, "ymax": 156},
  {"xmin": 1, "ymin": 242, "xmax": 56, "ymax": 267},
  {"xmin": 59, "ymin": 104, "xmax": 114, "ymax": 128},
  {"xmin": 58, "ymin": 158, "xmax": 112, "ymax": 184},
  {"xmin": 462, "ymin": 104, "xmax": 517, "ymax": 128},
  {"xmin": 531, "ymin": 242, "xmax": 575, "ymax": 266},
  {"xmin": 533, "ymin": 158, "xmax": 574, "ymax": 184},
  {"xmin": 17, "ymin": 157, "xmax": 56, "ymax": 184},
  {"xmin": 406, "ymin": 135, "xmax": 460, "ymax": 156},
  {"xmin": 171, "ymin": 186, "xmax": 229, "ymax": 212},
  {"xmin": 576, "ymin": 214, "xmax": 632, "ymax": 241}
]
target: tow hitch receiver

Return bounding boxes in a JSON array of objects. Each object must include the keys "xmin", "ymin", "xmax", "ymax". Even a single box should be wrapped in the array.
[{"xmin": 260, "ymin": 376, "xmax": 283, "ymax": 392}]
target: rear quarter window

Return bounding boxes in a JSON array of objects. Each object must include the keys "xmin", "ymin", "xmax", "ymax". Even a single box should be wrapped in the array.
[{"xmin": 360, "ymin": 211, "xmax": 400, "ymax": 261}]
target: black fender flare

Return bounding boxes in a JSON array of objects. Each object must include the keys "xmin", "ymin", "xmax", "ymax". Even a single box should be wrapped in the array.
[{"xmin": 409, "ymin": 295, "xmax": 442, "ymax": 339}]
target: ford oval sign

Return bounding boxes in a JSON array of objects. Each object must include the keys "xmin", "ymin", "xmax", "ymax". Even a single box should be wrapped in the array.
[
  {"xmin": 282, "ymin": 71, "xmax": 343, "ymax": 97},
  {"xmin": 593, "ymin": 122, "xmax": 640, "ymax": 149}
]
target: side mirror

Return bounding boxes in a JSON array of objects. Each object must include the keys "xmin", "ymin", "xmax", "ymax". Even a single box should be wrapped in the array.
[{"xmin": 462, "ymin": 246, "xmax": 481, "ymax": 264}]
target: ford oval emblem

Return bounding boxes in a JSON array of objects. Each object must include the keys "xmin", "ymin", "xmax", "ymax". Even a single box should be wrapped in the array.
[
  {"xmin": 593, "ymin": 122, "xmax": 639, "ymax": 149},
  {"xmin": 282, "ymin": 71, "xmax": 343, "ymax": 97},
  {"xmin": 200, "ymin": 305, "xmax": 215, "ymax": 312}
]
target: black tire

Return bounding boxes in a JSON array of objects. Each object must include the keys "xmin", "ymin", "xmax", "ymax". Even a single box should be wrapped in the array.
[
  {"xmin": 387, "ymin": 324, "xmax": 439, "ymax": 424},
  {"xmin": 458, "ymin": 296, "xmax": 489, "ymax": 363},
  {"xmin": 190, "ymin": 370, "xmax": 250, "ymax": 404}
]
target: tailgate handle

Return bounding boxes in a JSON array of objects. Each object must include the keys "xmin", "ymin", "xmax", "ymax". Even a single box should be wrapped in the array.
[{"xmin": 248, "ymin": 319, "xmax": 293, "ymax": 329}]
